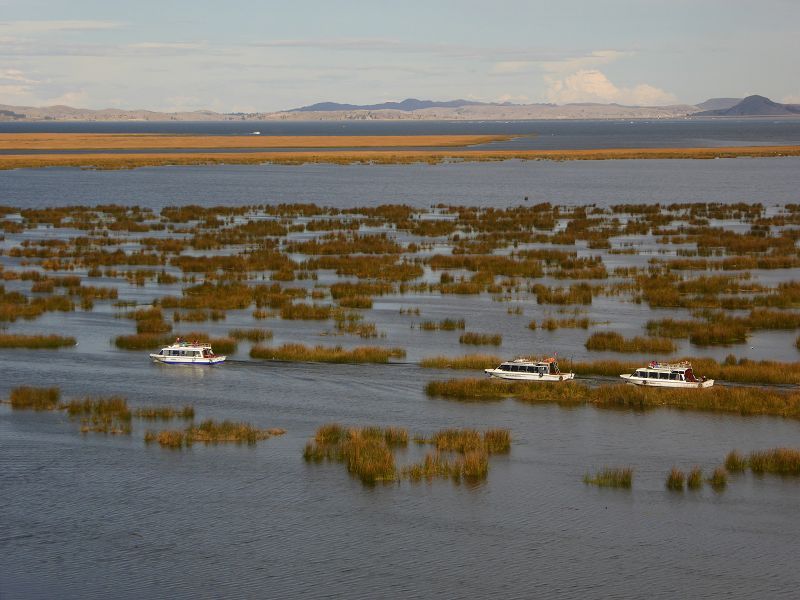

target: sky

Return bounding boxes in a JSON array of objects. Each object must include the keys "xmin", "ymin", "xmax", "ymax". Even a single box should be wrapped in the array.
[{"xmin": 0, "ymin": 0, "xmax": 798, "ymax": 112}]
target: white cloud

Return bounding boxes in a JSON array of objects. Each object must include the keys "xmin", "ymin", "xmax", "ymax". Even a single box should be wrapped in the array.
[
  {"xmin": 545, "ymin": 69, "xmax": 677, "ymax": 105},
  {"xmin": 542, "ymin": 50, "xmax": 632, "ymax": 74},
  {"xmin": 0, "ymin": 67, "xmax": 36, "ymax": 83},
  {"xmin": 129, "ymin": 42, "xmax": 205, "ymax": 51},
  {"xmin": 782, "ymin": 94, "xmax": 800, "ymax": 104},
  {"xmin": 0, "ymin": 20, "xmax": 121, "ymax": 34}
]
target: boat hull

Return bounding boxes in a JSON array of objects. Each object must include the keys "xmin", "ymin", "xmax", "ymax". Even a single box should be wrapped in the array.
[
  {"xmin": 485, "ymin": 369, "xmax": 575, "ymax": 382},
  {"xmin": 150, "ymin": 354, "xmax": 226, "ymax": 365},
  {"xmin": 620, "ymin": 374, "xmax": 713, "ymax": 388}
]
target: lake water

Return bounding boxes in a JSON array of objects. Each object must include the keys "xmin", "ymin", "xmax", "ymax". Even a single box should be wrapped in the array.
[{"xmin": 2, "ymin": 123, "xmax": 800, "ymax": 599}]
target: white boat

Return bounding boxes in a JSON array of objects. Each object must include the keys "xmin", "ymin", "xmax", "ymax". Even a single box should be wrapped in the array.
[
  {"xmin": 150, "ymin": 340, "xmax": 226, "ymax": 366},
  {"xmin": 620, "ymin": 361, "xmax": 713, "ymax": 388},
  {"xmin": 485, "ymin": 356, "xmax": 575, "ymax": 382}
]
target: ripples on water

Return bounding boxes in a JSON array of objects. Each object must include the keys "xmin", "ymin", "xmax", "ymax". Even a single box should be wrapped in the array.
[{"xmin": 2, "ymin": 142, "xmax": 800, "ymax": 598}]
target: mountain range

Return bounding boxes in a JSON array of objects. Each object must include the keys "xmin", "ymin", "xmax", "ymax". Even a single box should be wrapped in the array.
[{"xmin": 1, "ymin": 95, "xmax": 798, "ymax": 122}]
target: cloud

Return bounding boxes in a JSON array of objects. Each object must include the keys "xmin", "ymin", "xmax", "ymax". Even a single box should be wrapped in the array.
[
  {"xmin": 129, "ymin": 42, "xmax": 205, "ymax": 51},
  {"xmin": 0, "ymin": 20, "xmax": 121, "ymax": 34},
  {"xmin": 782, "ymin": 94, "xmax": 800, "ymax": 104},
  {"xmin": 491, "ymin": 49, "xmax": 631, "ymax": 76},
  {"xmin": 0, "ymin": 67, "xmax": 36, "ymax": 83},
  {"xmin": 545, "ymin": 69, "xmax": 677, "ymax": 105}
]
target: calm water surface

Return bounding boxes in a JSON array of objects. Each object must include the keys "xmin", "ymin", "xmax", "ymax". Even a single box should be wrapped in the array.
[{"xmin": 2, "ymin": 149, "xmax": 800, "ymax": 599}]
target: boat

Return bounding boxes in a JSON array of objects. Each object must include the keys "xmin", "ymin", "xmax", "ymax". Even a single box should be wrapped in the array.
[
  {"xmin": 149, "ymin": 339, "xmax": 226, "ymax": 365},
  {"xmin": 619, "ymin": 361, "xmax": 713, "ymax": 388},
  {"xmin": 484, "ymin": 356, "xmax": 575, "ymax": 382}
]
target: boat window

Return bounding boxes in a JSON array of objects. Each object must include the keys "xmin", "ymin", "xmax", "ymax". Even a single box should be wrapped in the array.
[
  {"xmin": 634, "ymin": 370, "xmax": 645, "ymax": 378},
  {"xmin": 194, "ymin": 351, "xmax": 201, "ymax": 357},
  {"xmin": 529, "ymin": 366, "xmax": 539, "ymax": 373},
  {"xmin": 669, "ymin": 373, "xmax": 679, "ymax": 380},
  {"xmin": 539, "ymin": 367, "xmax": 548, "ymax": 374},
  {"xmin": 660, "ymin": 372, "xmax": 670, "ymax": 380},
  {"xmin": 648, "ymin": 372, "xmax": 659, "ymax": 379},
  {"xmin": 510, "ymin": 365, "xmax": 520, "ymax": 372}
]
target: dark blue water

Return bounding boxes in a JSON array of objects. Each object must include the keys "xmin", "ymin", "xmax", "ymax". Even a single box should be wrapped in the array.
[{"xmin": 2, "ymin": 158, "xmax": 799, "ymax": 210}]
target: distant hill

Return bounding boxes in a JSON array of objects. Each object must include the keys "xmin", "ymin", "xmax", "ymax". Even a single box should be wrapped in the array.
[
  {"xmin": 290, "ymin": 98, "xmax": 492, "ymax": 112},
  {"xmin": 696, "ymin": 98, "xmax": 742, "ymax": 111},
  {"xmin": 696, "ymin": 95, "xmax": 800, "ymax": 116}
]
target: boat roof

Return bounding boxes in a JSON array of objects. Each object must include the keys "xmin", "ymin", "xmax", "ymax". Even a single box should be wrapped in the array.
[
  {"xmin": 504, "ymin": 356, "xmax": 558, "ymax": 365},
  {"xmin": 162, "ymin": 341, "xmax": 212, "ymax": 350},
  {"xmin": 640, "ymin": 361, "xmax": 693, "ymax": 371}
]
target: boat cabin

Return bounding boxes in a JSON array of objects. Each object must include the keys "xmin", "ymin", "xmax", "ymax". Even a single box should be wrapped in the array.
[
  {"xmin": 632, "ymin": 361, "xmax": 698, "ymax": 382},
  {"xmin": 497, "ymin": 358, "xmax": 562, "ymax": 375}
]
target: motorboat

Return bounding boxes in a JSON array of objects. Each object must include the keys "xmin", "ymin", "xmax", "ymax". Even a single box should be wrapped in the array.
[
  {"xmin": 150, "ymin": 340, "xmax": 226, "ymax": 365},
  {"xmin": 484, "ymin": 356, "xmax": 574, "ymax": 382},
  {"xmin": 620, "ymin": 361, "xmax": 713, "ymax": 388}
]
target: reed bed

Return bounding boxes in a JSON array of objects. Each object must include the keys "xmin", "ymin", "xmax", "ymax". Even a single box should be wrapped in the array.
[
  {"xmin": 418, "ymin": 318, "xmax": 466, "ymax": 331},
  {"xmin": 420, "ymin": 354, "xmax": 504, "ymax": 370},
  {"xmin": 250, "ymin": 343, "xmax": 405, "ymax": 363},
  {"xmin": 584, "ymin": 331, "xmax": 676, "ymax": 353},
  {"xmin": 459, "ymin": 332, "xmax": 503, "ymax": 346},
  {"xmin": 666, "ymin": 467, "xmax": 686, "ymax": 490},
  {"xmin": 9, "ymin": 386, "xmax": 60, "ymax": 410},
  {"xmin": 145, "ymin": 420, "xmax": 285, "ymax": 448},
  {"xmin": 583, "ymin": 467, "xmax": 633, "ymax": 488},
  {"xmin": 748, "ymin": 448, "xmax": 800, "ymax": 475},
  {"xmin": 114, "ymin": 333, "xmax": 172, "ymax": 350},
  {"xmin": 425, "ymin": 378, "xmax": 800, "ymax": 419},
  {"xmin": 0, "ymin": 333, "xmax": 76, "ymax": 349}
]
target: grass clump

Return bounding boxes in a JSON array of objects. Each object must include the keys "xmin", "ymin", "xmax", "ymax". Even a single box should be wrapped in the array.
[
  {"xmin": 687, "ymin": 467, "xmax": 703, "ymax": 489},
  {"xmin": 114, "ymin": 333, "xmax": 171, "ymax": 350},
  {"xmin": 9, "ymin": 386, "xmax": 60, "ymax": 410},
  {"xmin": 459, "ymin": 332, "xmax": 502, "ymax": 346},
  {"xmin": 666, "ymin": 467, "xmax": 685, "ymax": 490},
  {"xmin": 420, "ymin": 354, "xmax": 504, "ymax": 370},
  {"xmin": 585, "ymin": 331, "xmax": 676, "ymax": 353},
  {"xmin": 250, "ymin": 343, "xmax": 405, "ymax": 363},
  {"xmin": 725, "ymin": 450, "xmax": 748, "ymax": 472},
  {"xmin": 583, "ymin": 467, "xmax": 633, "ymax": 488},
  {"xmin": 0, "ymin": 333, "xmax": 76, "ymax": 349},
  {"xmin": 708, "ymin": 467, "xmax": 728, "ymax": 490}
]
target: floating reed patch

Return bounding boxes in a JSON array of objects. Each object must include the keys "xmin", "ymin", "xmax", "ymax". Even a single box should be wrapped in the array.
[
  {"xmin": 459, "ymin": 332, "xmax": 502, "ymax": 346},
  {"xmin": 114, "ymin": 333, "xmax": 172, "ymax": 350},
  {"xmin": 145, "ymin": 419, "xmax": 285, "ymax": 449},
  {"xmin": 63, "ymin": 396, "xmax": 132, "ymax": 435},
  {"xmin": 418, "ymin": 318, "xmax": 466, "ymax": 331},
  {"xmin": 251, "ymin": 343, "xmax": 405, "ymax": 363},
  {"xmin": 585, "ymin": 331, "xmax": 676, "ymax": 353},
  {"xmin": 583, "ymin": 467, "xmax": 633, "ymax": 488},
  {"xmin": 420, "ymin": 354, "xmax": 504, "ymax": 370},
  {"xmin": 0, "ymin": 333, "xmax": 76, "ymax": 349},
  {"xmin": 9, "ymin": 386, "xmax": 60, "ymax": 410},
  {"xmin": 303, "ymin": 424, "xmax": 509, "ymax": 485}
]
